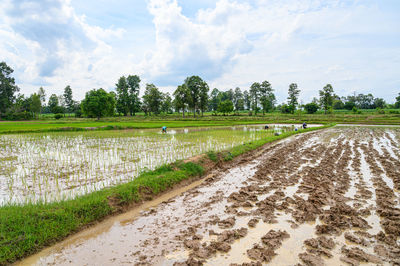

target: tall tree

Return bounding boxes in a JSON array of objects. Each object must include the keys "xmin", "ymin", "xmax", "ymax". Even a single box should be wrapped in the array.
[
  {"xmin": 209, "ymin": 88, "xmax": 220, "ymax": 112},
  {"xmin": 287, "ymin": 83, "xmax": 300, "ymax": 114},
  {"xmin": 116, "ymin": 76, "xmax": 130, "ymax": 116},
  {"xmin": 38, "ymin": 87, "xmax": 46, "ymax": 105},
  {"xmin": 199, "ymin": 81, "xmax": 209, "ymax": 116},
  {"xmin": 58, "ymin": 95, "xmax": 66, "ymax": 115},
  {"xmin": 37, "ymin": 87, "xmax": 46, "ymax": 114},
  {"xmin": 243, "ymin": 90, "xmax": 251, "ymax": 110},
  {"xmin": 81, "ymin": 88, "xmax": 115, "ymax": 119},
  {"xmin": 319, "ymin": 84, "xmax": 334, "ymax": 114},
  {"xmin": 161, "ymin": 92, "xmax": 173, "ymax": 114},
  {"xmin": 142, "ymin": 84, "xmax": 162, "ymax": 115},
  {"xmin": 63, "ymin": 85, "xmax": 74, "ymax": 113},
  {"xmin": 29, "ymin": 93, "xmax": 42, "ymax": 118},
  {"xmin": 395, "ymin": 93, "xmax": 400, "ymax": 109},
  {"xmin": 249, "ymin": 82, "xmax": 260, "ymax": 114},
  {"xmin": 374, "ymin": 98, "xmax": 385, "ymax": 109},
  {"xmin": 173, "ymin": 84, "xmax": 190, "ymax": 117},
  {"xmin": 127, "ymin": 75, "xmax": 141, "ymax": 116},
  {"xmin": 184, "ymin": 76, "xmax": 208, "ymax": 118},
  {"xmin": 259, "ymin": 81, "xmax": 276, "ymax": 114},
  {"xmin": 233, "ymin": 87, "xmax": 244, "ymax": 111},
  {"xmin": 48, "ymin": 94, "xmax": 59, "ymax": 113},
  {"xmin": 0, "ymin": 62, "xmax": 19, "ymax": 117}
]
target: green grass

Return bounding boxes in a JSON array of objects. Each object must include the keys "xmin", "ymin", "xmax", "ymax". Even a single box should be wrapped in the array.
[
  {"xmin": 0, "ymin": 124, "xmax": 332, "ymax": 264},
  {"xmin": 207, "ymin": 151, "xmax": 218, "ymax": 162}
]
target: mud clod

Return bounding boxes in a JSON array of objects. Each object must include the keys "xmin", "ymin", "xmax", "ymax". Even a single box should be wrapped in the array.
[{"xmin": 298, "ymin": 252, "xmax": 325, "ymax": 266}]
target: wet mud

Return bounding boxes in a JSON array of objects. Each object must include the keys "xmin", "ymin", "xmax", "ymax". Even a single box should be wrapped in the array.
[{"xmin": 19, "ymin": 127, "xmax": 400, "ymax": 265}]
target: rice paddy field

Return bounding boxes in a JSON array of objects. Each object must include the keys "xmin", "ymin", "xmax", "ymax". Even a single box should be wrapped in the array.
[{"xmin": 0, "ymin": 124, "xmax": 315, "ymax": 205}]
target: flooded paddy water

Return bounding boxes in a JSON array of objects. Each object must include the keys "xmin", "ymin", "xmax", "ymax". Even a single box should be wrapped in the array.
[
  {"xmin": 0, "ymin": 124, "xmax": 314, "ymax": 205},
  {"xmin": 18, "ymin": 126, "xmax": 400, "ymax": 265}
]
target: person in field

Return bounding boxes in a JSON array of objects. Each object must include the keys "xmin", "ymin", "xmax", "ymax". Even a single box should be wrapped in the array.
[
  {"xmin": 302, "ymin": 122, "xmax": 307, "ymax": 129},
  {"xmin": 162, "ymin": 126, "xmax": 167, "ymax": 133},
  {"xmin": 264, "ymin": 125, "xmax": 269, "ymax": 129}
]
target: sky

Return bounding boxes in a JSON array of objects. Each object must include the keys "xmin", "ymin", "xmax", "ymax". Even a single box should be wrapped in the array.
[{"xmin": 0, "ymin": 0, "xmax": 399, "ymax": 104}]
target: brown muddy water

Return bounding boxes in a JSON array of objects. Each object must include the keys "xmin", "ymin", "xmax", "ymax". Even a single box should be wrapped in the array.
[{"xmin": 18, "ymin": 127, "xmax": 400, "ymax": 265}]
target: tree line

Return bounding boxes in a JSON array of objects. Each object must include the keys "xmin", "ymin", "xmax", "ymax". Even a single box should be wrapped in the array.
[{"xmin": 1, "ymin": 61, "xmax": 400, "ymax": 120}]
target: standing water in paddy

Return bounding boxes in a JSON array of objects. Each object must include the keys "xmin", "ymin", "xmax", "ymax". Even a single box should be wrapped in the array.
[{"xmin": 0, "ymin": 124, "xmax": 315, "ymax": 205}]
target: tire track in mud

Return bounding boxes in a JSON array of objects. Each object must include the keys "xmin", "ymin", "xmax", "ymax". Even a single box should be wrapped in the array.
[{"xmin": 20, "ymin": 127, "xmax": 400, "ymax": 266}]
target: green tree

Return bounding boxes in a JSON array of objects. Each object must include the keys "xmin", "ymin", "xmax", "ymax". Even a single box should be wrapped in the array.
[
  {"xmin": 374, "ymin": 98, "xmax": 385, "ymax": 109},
  {"xmin": 48, "ymin": 94, "xmax": 59, "ymax": 114},
  {"xmin": 37, "ymin": 87, "xmax": 46, "ymax": 114},
  {"xmin": 161, "ymin": 92, "xmax": 173, "ymax": 114},
  {"xmin": 173, "ymin": 84, "xmax": 190, "ymax": 117},
  {"xmin": 287, "ymin": 83, "xmax": 300, "ymax": 113},
  {"xmin": 280, "ymin": 104, "xmax": 292, "ymax": 114},
  {"xmin": 184, "ymin": 76, "xmax": 208, "ymax": 118},
  {"xmin": 304, "ymin": 102, "xmax": 319, "ymax": 114},
  {"xmin": 319, "ymin": 84, "xmax": 334, "ymax": 114},
  {"xmin": 233, "ymin": 87, "xmax": 244, "ymax": 111},
  {"xmin": 395, "ymin": 93, "xmax": 400, "ymax": 109},
  {"xmin": 63, "ymin": 85, "xmax": 74, "ymax": 113},
  {"xmin": 243, "ymin": 90, "xmax": 251, "ymax": 110},
  {"xmin": 199, "ymin": 82, "xmax": 209, "ymax": 116},
  {"xmin": 344, "ymin": 101, "xmax": 356, "ymax": 110},
  {"xmin": 116, "ymin": 76, "xmax": 129, "ymax": 116},
  {"xmin": 356, "ymin": 93, "xmax": 375, "ymax": 109},
  {"xmin": 250, "ymin": 82, "xmax": 260, "ymax": 114},
  {"xmin": 0, "ymin": 62, "xmax": 19, "ymax": 117},
  {"xmin": 38, "ymin": 87, "xmax": 46, "ymax": 105},
  {"xmin": 81, "ymin": 88, "xmax": 115, "ymax": 119},
  {"xmin": 209, "ymin": 88, "xmax": 220, "ymax": 112},
  {"xmin": 333, "ymin": 99, "xmax": 344, "ymax": 109},
  {"xmin": 127, "ymin": 75, "xmax": 141, "ymax": 116},
  {"xmin": 217, "ymin": 100, "xmax": 234, "ymax": 115},
  {"xmin": 259, "ymin": 81, "xmax": 276, "ymax": 114},
  {"xmin": 29, "ymin": 93, "xmax": 42, "ymax": 118},
  {"xmin": 142, "ymin": 84, "xmax": 162, "ymax": 115},
  {"xmin": 73, "ymin": 101, "xmax": 82, "ymax": 118}
]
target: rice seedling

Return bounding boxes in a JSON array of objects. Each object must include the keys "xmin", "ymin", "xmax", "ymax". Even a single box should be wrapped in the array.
[{"xmin": 0, "ymin": 124, "xmax": 303, "ymax": 205}]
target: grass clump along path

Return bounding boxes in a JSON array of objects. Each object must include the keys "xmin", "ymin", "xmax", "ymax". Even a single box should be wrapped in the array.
[{"xmin": 0, "ymin": 124, "xmax": 332, "ymax": 264}]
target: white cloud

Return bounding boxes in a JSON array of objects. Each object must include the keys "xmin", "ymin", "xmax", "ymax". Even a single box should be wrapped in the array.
[
  {"xmin": 142, "ymin": 0, "xmax": 252, "ymax": 85},
  {"xmin": 0, "ymin": 0, "xmax": 129, "ymax": 99},
  {"xmin": 0, "ymin": 0, "xmax": 399, "ymax": 102}
]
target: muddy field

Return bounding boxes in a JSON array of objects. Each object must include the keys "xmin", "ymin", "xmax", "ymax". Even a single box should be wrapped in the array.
[{"xmin": 21, "ymin": 126, "xmax": 400, "ymax": 265}]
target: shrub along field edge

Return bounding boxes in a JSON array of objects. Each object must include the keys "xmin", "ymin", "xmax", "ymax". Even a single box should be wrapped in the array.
[{"xmin": 0, "ymin": 124, "xmax": 334, "ymax": 264}]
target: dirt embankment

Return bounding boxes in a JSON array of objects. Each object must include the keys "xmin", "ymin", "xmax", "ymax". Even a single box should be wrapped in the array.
[{"xmin": 20, "ymin": 127, "xmax": 400, "ymax": 266}]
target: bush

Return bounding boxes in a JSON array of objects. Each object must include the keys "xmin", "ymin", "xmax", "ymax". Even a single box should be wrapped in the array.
[
  {"xmin": 74, "ymin": 109, "xmax": 82, "ymax": 118},
  {"xmin": 54, "ymin": 113, "xmax": 63, "ymax": 120},
  {"xmin": 352, "ymin": 107, "xmax": 362, "ymax": 114},
  {"xmin": 280, "ymin": 104, "xmax": 292, "ymax": 114},
  {"xmin": 217, "ymin": 100, "xmax": 234, "ymax": 115},
  {"xmin": 4, "ymin": 111, "xmax": 33, "ymax": 121},
  {"xmin": 344, "ymin": 101, "xmax": 356, "ymax": 110},
  {"xmin": 207, "ymin": 151, "xmax": 218, "ymax": 162},
  {"xmin": 52, "ymin": 106, "xmax": 65, "ymax": 114},
  {"xmin": 304, "ymin": 103, "xmax": 318, "ymax": 114},
  {"xmin": 376, "ymin": 108, "xmax": 385, "ymax": 114},
  {"xmin": 389, "ymin": 110, "xmax": 400, "ymax": 114}
]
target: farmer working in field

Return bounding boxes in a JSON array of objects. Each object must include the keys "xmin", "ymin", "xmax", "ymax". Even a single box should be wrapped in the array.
[
  {"xmin": 162, "ymin": 126, "xmax": 167, "ymax": 133},
  {"xmin": 302, "ymin": 122, "xmax": 307, "ymax": 129},
  {"xmin": 264, "ymin": 125, "xmax": 269, "ymax": 129}
]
